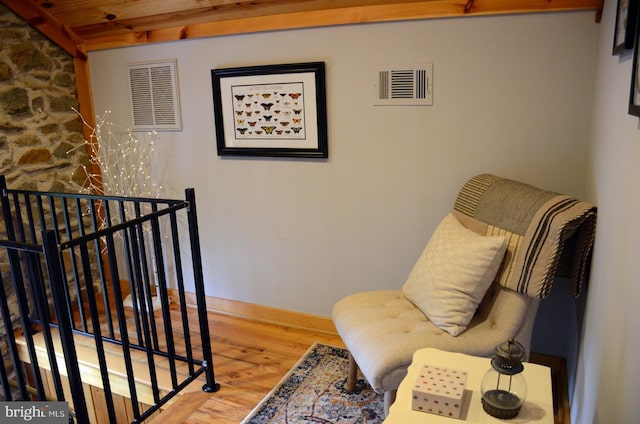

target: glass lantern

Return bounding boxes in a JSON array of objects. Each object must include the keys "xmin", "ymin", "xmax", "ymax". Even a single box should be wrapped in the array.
[{"xmin": 480, "ymin": 338, "xmax": 527, "ymax": 419}]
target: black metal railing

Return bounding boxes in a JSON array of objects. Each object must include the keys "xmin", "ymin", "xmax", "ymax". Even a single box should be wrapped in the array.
[{"xmin": 0, "ymin": 175, "xmax": 219, "ymax": 423}]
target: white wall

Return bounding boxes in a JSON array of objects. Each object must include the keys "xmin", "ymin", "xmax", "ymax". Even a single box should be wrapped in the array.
[
  {"xmin": 89, "ymin": 12, "xmax": 598, "ymax": 318},
  {"xmin": 576, "ymin": 1, "xmax": 640, "ymax": 423}
]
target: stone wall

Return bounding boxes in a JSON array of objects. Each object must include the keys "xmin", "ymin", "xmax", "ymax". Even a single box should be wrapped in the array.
[
  {"xmin": 0, "ymin": 5, "xmax": 88, "ymax": 400},
  {"xmin": 0, "ymin": 4, "xmax": 88, "ymax": 193}
]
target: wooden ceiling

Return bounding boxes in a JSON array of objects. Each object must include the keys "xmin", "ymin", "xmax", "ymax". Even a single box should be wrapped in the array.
[{"xmin": 2, "ymin": 0, "xmax": 602, "ymax": 57}]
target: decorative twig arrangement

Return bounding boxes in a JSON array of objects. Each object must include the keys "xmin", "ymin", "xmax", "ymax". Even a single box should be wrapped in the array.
[{"xmin": 69, "ymin": 109, "xmax": 163, "ymax": 199}]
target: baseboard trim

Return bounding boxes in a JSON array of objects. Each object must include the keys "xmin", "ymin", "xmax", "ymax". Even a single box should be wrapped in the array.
[{"xmin": 172, "ymin": 290, "xmax": 339, "ymax": 335}]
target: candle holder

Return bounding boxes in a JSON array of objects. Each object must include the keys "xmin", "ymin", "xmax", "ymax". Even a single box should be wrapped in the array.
[{"xmin": 480, "ymin": 339, "xmax": 527, "ymax": 419}]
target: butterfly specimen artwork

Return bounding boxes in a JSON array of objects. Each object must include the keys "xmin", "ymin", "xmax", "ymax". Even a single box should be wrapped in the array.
[
  {"xmin": 211, "ymin": 62, "xmax": 327, "ymax": 158},
  {"xmin": 230, "ymin": 82, "xmax": 305, "ymax": 140}
]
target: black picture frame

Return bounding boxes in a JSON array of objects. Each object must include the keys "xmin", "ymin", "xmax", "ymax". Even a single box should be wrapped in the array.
[
  {"xmin": 614, "ymin": 0, "xmax": 638, "ymax": 55},
  {"xmin": 211, "ymin": 62, "xmax": 328, "ymax": 158},
  {"xmin": 630, "ymin": 7, "xmax": 640, "ymax": 116}
]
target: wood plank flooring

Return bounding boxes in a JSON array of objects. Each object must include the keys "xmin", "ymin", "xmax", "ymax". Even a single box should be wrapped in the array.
[
  {"xmin": 30, "ymin": 289, "xmax": 568, "ymax": 424},
  {"xmin": 149, "ymin": 309, "xmax": 345, "ymax": 424},
  {"xmin": 148, "ymin": 303, "xmax": 570, "ymax": 424}
]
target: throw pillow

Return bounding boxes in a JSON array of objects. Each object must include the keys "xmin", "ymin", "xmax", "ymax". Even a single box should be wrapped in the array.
[{"xmin": 402, "ymin": 213, "xmax": 506, "ymax": 336}]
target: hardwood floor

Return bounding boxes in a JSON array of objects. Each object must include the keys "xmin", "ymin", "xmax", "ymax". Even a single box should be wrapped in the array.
[
  {"xmin": 149, "ymin": 308, "xmax": 345, "ymax": 424},
  {"xmin": 33, "ymin": 290, "xmax": 568, "ymax": 423},
  {"xmin": 148, "ymin": 302, "xmax": 569, "ymax": 424}
]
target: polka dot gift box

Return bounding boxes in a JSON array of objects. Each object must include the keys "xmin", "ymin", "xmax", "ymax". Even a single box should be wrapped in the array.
[{"xmin": 411, "ymin": 364, "xmax": 468, "ymax": 419}]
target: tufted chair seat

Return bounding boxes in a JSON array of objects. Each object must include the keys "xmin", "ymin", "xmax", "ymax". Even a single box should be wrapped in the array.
[{"xmin": 332, "ymin": 284, "xmax": 538, "ymax": 411}]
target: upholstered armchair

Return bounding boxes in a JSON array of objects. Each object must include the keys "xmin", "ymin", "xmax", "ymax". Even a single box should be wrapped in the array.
[{"xmin": 332, "ymin": 174, "xmax": 596, "ymax": 414}]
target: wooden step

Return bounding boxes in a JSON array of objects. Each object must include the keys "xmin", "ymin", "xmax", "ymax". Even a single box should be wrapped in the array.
[
  {"xmin": 147, "ymin": 380, "xmax": 214, "ymax": 424},
  {"xmin": 15, "ymin": 327, "xmax": 199, "ymax": 406}
]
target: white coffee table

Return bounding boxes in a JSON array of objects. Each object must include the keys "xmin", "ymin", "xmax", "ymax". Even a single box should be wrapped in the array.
[{"xmin": 383, "ymin": 348, "xmax": 554, "ymax": 423}]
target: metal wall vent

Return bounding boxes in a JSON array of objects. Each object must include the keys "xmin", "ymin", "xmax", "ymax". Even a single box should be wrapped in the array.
[
  {"xmin": 374, "ymin": 64, "xmax": 433, "ymax": 106},
  {"xmin": 127, "ymin": 60, "xmax": 182, "ymax": 131}
]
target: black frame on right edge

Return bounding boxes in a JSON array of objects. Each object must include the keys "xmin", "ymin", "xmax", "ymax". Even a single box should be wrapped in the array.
[
  {"xmin": 614, "ymin": 0, "xmax": 639, "ymax": 55},
  {"xmin": 630, "ymin": 3, "xmax": 640, "ymax": 116}
]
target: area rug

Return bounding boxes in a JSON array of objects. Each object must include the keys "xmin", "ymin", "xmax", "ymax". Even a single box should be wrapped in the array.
[{"xmin": 241, "ymin": 342, "xmax": 384, "ymax": 423}]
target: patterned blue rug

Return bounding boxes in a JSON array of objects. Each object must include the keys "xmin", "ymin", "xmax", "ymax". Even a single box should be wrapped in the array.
[{"xmin": 241, "ymin": 343, "xmax": 384, "ymax": 423}]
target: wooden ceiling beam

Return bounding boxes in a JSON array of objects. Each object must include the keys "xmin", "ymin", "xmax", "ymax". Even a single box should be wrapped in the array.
[
  {"xmin": 1, "ymin": 0, "xmax": 87, "ymax": 59},
  {"xmin": 1, "ymin": 0, "xmax": 600, "ymax": 53},
  {"xmin": 79, "ymin": 0, "xmax": 600, "ymax": 51}
]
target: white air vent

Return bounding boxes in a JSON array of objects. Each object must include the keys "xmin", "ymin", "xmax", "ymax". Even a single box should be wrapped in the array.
[
  {"xmin": 374, "ymin": 64, "xmax": 433, "ymax": 106},
  {"xmin": 127, "ymin": 60, "xmax": 182, "ymax": 131}
]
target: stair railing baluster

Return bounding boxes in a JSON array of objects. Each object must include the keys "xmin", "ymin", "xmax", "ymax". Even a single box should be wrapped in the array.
[
  {"xmin": 151, "ymin": 214, "xmax": 179, "ymax": 389},
  {"xmin": 42, "ymin": 230, "xmax": 90, "ymax": 423},
  {"xmin": 105, "ymin": 230, "xmax": 141, "ymax": 419},
  {"xmin": 0, "ymin": 260, "xmax": 23, "ymax": 401},
  {"xmin": 77, "ymin": 240, "xmax": 118, "ymax": 423},
  {"xmin": 89, "ymin": 198, "xmax": 115, "ymax": 339},
  {"xmin": 170, "ymin": 209, "xmax": 195, "ymax": 374},
  {"xmin": 25, "ymin": 250, "xmax": 65, "ymax": 401},
  {"xmin": 134, "ymin": 201, "xmax": 161, "ymax": 351},
  {"xmin": 186, "ymin": 188, "xmax": 220, "ymax": 393},
  {"xmin": 129, "ymin": 219, "xmax": 161, "ymax": 405}
]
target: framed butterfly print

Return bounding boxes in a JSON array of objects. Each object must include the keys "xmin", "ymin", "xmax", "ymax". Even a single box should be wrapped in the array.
[
  {"xmin": 613, "ymin": 0, "xmax": 638, "ymax": 55},
  {"xmin": 211, "ymin": 62, "xmax": 328, "ymax": 158}
]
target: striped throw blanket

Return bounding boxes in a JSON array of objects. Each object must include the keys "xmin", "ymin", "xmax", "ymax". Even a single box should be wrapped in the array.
[{"xmin": 452, "ymin": 174, "xmax": 597, "ymax": 299}]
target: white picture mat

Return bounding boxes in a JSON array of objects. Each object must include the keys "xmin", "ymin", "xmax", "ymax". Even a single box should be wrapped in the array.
[{"xmin": 219, "ymin": 71, "xmax": 319, "ymax": 149}]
